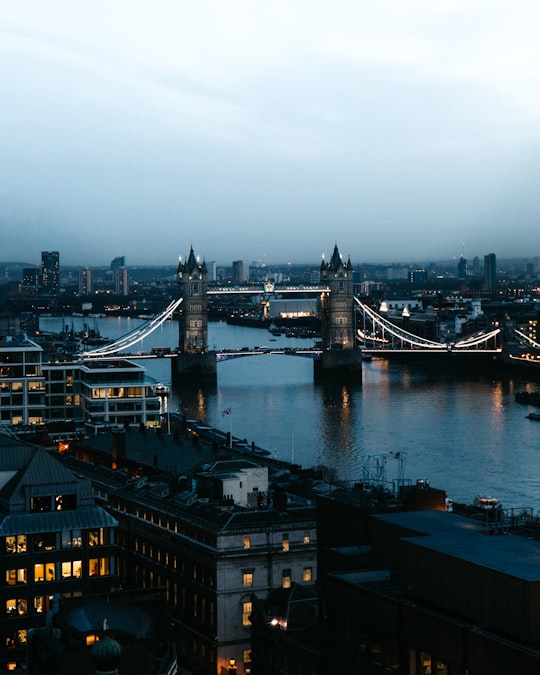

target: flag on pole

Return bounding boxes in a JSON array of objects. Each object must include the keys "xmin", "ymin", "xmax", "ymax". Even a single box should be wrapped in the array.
[{"xmin": 222, "ymin": 407, "xmax": 232, "ymax": 417}]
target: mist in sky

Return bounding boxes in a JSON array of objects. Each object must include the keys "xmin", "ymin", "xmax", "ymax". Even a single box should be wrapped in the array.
[{"xmin": 1, "ymin": 1, "xmax": 540, "ymax": 266}]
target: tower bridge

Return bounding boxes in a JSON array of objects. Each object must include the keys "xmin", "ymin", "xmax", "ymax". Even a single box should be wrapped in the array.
[{"xmin": 80, "ymin": 244, "xmax": 509, "ymax": 381}]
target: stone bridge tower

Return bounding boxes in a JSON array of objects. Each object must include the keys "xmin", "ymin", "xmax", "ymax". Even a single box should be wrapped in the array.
[
  {"xmin": 317, "ymin": 244, "xmax": 362, "ymax": 379},
  {"xmin": 172, "ymin": 246, "xmax": 216, "ymax": 380}
]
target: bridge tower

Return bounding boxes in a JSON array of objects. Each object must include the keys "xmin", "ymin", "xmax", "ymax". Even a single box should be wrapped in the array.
[
  {"xmin": 316, "ymin": 244, "xmax": 362, "ymax": 379},
  {"xmin": 171, "ymin": 246, "xmax": 216, "ymax": 381}
]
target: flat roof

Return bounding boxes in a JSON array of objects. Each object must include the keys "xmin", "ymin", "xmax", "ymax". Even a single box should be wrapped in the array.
[{"xmin": 375, "ymin": 510, "xmax": 540, "ymax": 582}]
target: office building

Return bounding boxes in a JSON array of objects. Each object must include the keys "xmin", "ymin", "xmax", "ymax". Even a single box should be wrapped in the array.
[
  {"xmin": 457, "ymin": 256, "xmax": 467, "ymax": 279},
  {"xmin": 0, "ymin": 334, "xmax": 161, "ymax": 431},
  {"xmin": 41, "ymin": 251, "xmax": 60, "ymax": 295},
  {"xmin": 484, "ymin": 253, "xmax": 497, "ymax": 290},
  {"xmin": 60, "ymin": 432, "xmax": 319, "ymax": 675},
  {"xmin": 0, "ymin": 435, "xmax": 119, "ymax": 671},
  {"xmin": 232, "ymin": 260, "xmax": 246, "ymax": 285}
]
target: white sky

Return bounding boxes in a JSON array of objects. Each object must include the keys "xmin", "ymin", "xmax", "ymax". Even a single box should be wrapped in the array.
[{"xmin": 1, "ymin": 0, "xmax": 540, "ymax": 266}]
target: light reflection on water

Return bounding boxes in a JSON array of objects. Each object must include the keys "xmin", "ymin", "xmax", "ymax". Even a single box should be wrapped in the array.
[{"xmin": 40, "ymin": 316, "xmax": 540, "ymax": 511}]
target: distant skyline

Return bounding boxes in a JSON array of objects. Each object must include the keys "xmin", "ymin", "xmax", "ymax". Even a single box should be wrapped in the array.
[{"xmin": 2, "ymin": 1, "xmax": 540, "ymax": 266}]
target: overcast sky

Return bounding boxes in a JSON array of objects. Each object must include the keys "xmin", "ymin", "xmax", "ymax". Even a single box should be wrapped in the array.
[{"xmin": 2, "ymin": 1, "xmax": 540, "ymax": 267}]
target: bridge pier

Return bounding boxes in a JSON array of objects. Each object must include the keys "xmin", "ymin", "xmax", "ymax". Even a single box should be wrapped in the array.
[
  {"xmin": 314, "ymin": 349, "xmax": 363, "ymax": 381},
  {"xmin": 171, "ymin": 352, "xmax": 217, "ymax": 383}
]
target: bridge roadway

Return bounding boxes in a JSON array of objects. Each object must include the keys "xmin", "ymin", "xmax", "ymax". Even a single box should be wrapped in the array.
[{"xmin": 79, "ymin": 347, "xmax": 323, "ymax": 361}]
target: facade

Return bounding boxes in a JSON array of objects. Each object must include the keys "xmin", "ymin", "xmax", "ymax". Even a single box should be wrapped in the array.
[
  {"xmin": 0, "ymin": 333, "xmax": 161, "ymax": 431},
  {"xmin": 0, "ymin": 335, "xmax": 46, "ymax": 427},
  {"xmin": 0, "ymin": 436, "xmax": 119, "ymax": 671},
  {"xmin": 59, "ymin": 441, "xmax": 319, "ymax": 675},
  {"xmin": 41, "ymin": 252, "xmax": 60, "ymax": 295}
]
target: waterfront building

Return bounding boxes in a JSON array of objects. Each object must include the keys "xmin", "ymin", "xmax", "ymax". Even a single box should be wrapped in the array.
[
  {"xmin": 0, "ymin": 334, "xmax": 46, "ymax": 427},
  {"xmin": 60, "ymin": 432, "xmax": 319, "ymax": 675},
  {"xmin": 0, "ymin": 435, "xmax": 119, "ymax": 671},
  {"xmin": 0, "ymin": 332, "xmax": 161, "ymax": 432},
  {"xmin": 41, "ymin": 251, "xmax": 60, "ymax": 295},
  {"xmin": 43, "ymin": 359, "xmax": 161, "ymax": 431}
]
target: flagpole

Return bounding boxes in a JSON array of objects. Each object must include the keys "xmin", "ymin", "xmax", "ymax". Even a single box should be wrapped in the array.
[{"xmin": 229, "ymin": 410, "xmax": 233, "ymax": 448}]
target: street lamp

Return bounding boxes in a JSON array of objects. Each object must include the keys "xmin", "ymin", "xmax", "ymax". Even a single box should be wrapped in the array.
[{"xmin": 228, "ymin": 657, "xmax": 237, "ymax": 674}]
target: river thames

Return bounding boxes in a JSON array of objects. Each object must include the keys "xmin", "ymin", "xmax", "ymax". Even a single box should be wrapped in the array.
[{"xmin": 41, "ymin": 315, "xmax": 540, "ymax": 512}]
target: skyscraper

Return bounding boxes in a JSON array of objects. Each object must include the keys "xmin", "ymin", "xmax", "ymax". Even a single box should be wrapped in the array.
[
  {"xmin": 232, "ymin": 260, "xmax": 246, "ymax": 284},
  {"xmin": 457, "ymin": 256, "xmax": 467, "ymax": 280},
  {"xmin": 484, "ymin": 253, "xmax": 497, "ymax": 290},
  {"xmin": 79, "ymin": 267, "xmax": 93, "ymax": 295},
  {"xmin": 113, "ymin": 266, "xmax": 128, "ymax": 296},
  {"xmin": 41, "ymin": 251, "xmax": 59, "ymax": 294}
]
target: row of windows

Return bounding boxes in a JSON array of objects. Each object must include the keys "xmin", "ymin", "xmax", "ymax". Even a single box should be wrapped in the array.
[
  {"xmin": 242, "ymin": 531, "xmax": 311, "ymax": 550},
  {"xmin": 116, "ymin": 501, "xmax": 217, "ymax": 547},
  {"xmin": 241, "ymin": 566, "xmax": 312, "ymax": 588},
  {"xmin": 128, "ymin": 536, "xmax": 216, "ymax": 588},
  {"xmin": 6, "ymin": 558, "xmax": 112, "ymax": 585},
  {"xmin": 5, "ymin": 528, "xmax": 109, "ymax": 554}
]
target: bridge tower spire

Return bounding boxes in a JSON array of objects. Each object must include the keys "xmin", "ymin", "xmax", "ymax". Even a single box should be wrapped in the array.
[
  {"xmin": 172, "ymin": 246, "xmax": 217, "ymax": 381},
  {"xmin": 316, "ymin": 244, "xmax": 362, "ymax": 379}
]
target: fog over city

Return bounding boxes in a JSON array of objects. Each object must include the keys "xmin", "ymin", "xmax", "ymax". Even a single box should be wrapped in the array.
[{"xmin": 2, "ymin": 1, "xmax": 540, "ymax": 266}]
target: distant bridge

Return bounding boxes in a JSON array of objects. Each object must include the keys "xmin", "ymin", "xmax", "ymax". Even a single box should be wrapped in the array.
[{"xmin": 79, "ymin": 285, "xmax": 509, "ymax": 360}]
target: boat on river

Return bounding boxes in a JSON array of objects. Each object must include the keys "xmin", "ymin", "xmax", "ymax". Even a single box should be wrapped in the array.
[
  {"xmin": 474, "ymin": 495, "xmax": 501, "ymax": 510},
  {"xmin": 526, "ymin": 412, "xmax": 540, "ymax": 421}
]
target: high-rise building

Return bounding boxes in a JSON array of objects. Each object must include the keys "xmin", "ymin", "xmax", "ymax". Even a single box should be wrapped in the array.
[
  {"xmin": 78, "ymin": 267, "xmax": 93, "ymax": 295},
  {"xmin": 457, "ymin": 256, "xmax": 467, "ymax": 280},
  {"xmin": 41, "ymin": 251, "xmax": 59, "ymax": 294},
  {"xmin": 484, "ymin": 253, "xmax": 497, "ymax": 290},
  {"xmin": 113, "ymin": 266, "xmax": 128, "ymax": 296},
  {"xmin": 111, "ymin": 256, "xmax": 126, "ymax": 269},
  {"xmin": 232, "ymin": 260, "xmax": 246, "ymax": 284}
]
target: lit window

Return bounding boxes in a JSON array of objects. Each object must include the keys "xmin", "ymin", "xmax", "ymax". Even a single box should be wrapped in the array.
[
  {"xmin": 243, "ymin": 572, "xmax": 253, "ymax": 587},
  {"xmin": 89, "ymin": 558, "xmax": 111, "ymax": 577},
  {"xmin": 303, "ymin": 531, "xmax": 310, "ymax": 544},
  {"xmin": 6, "ymin": 568, "xmax": 27, "ymax": 585},
  {"xmin": 242, "ymin": 601, "xmax": 252, "ymax": 626},
  {"xmin": 243, "ymin": 536, "xmax": 251, "ymax": 549},
  {"xmin": 5, "ymin": 535, "xmax": 27, "ymax": 554},
  {"xmin": 281, "ymin": 535, "xmax": 289, "ymax": 552},
  {"xmin": 282, "ymin": 569, "xmax": 291, "ymax": 589},
  {"xmin": 303, "ymin": 567, "xmax": 312, "ymax": 582}
]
